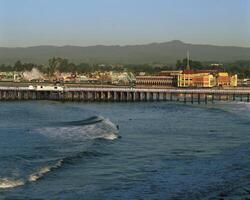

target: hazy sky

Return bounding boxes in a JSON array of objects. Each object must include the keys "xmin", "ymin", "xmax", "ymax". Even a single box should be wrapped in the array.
[{"xmin": 0, "ymin": 0, "xmax": 249, "ymax": 47}]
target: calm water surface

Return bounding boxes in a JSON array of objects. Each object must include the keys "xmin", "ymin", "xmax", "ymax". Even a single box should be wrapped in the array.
[{"xmin": 0, "ymin": 101, "xmax": 250, "ymax": 200}]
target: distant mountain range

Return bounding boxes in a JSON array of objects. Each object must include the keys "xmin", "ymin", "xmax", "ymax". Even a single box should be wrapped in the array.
[{"xmin": 0, "ymin": 40, "xmax": 249, "ymax": 65}]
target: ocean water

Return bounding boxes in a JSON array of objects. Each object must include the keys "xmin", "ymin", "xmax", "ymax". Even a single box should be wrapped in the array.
[{"xmin": 0, "ymin": 101, "xmax": 250, "ymax": 200}]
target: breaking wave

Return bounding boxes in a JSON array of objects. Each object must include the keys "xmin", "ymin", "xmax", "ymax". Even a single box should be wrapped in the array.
[
  {"xmin": 0, "ymin": 161, "xmax": 62, "ymax": 189},
  {"xmin": 61, "ymin": 116, "xmax": 104, "ymax": 126},
  {"xmin": 0, "ymin": 178, "xmax": 24, "ymax": 189},
  {"xmin": 0, "ymin": 116, "xmax": 119, "ymax": 190},
  {"xmin": 36, "ymin": 116, "xmax": 119, "ymax": 141},
  {"xmin": 0, "ymin": 150, "xmax": 107, "ymax": 190},
  {"xmin": 28, "ymin": 160, "xmax": 63, "ymax": 182}
]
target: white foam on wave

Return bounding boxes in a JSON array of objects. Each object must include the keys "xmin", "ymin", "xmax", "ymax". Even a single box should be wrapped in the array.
[
  {"xmin": 28, "ymin": 160, "xmax": 62, "ymax": 182},
  {"xmin": 102, "ymin": 133, "xmax": 118, "ymax": 140},
  {"xmin": 0, "ymin": 178, "xmax": 24, "ymax": 189},
  {"xmin": 28, "ymin": 166, "xmax": 51, "ymax": 182},
  {"xmin": 0, "ymin": 160, "xmax": 63, "ymax": 189}
]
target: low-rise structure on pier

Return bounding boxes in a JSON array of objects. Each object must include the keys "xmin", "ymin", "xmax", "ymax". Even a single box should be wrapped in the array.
[{"xmin": 136, "ymin": 75, "xmax": 176, "ymax": 88}]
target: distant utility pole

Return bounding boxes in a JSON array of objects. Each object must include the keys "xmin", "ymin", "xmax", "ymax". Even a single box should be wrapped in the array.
[{"xmin": 186, "ymin": 50, "xmax": 190, "ymax": 70}]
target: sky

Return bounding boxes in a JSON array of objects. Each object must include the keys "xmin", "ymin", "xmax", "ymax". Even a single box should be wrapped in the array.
[{"xmin": 0, "ymin": 0, "xmax": 249, "ymax": 47}]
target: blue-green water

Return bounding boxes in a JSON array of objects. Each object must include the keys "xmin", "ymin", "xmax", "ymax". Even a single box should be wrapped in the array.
[{"xmin": 0, "ymin": 101, "xmax": 250, "ymax": 200}]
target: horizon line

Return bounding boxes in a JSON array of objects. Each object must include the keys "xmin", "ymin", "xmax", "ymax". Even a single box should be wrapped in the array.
[{"xmin": 0, "ymin": 40, "xmax": 250, "ymax": 49}]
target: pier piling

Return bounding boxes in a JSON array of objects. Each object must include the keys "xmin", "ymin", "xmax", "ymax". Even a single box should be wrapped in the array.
[{"xmin": 0, "ymin": 87, "xmax": 250, "ymax": 104}]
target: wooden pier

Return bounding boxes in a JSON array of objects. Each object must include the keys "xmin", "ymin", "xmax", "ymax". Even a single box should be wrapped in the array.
[{"xmin": 0, "ymin": 86, "xmax": 250, "ymax": 103}]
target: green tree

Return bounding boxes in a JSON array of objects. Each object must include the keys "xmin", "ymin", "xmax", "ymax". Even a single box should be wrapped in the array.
[
  {"xmin": 13, "ymin": 60, "xmax": 23, "ymax": 71},
  {"xmin": 47, "ymin": 57, "xmax": 64, "ymax": 76}
]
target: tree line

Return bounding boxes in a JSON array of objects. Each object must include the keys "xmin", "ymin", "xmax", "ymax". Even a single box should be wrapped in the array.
[
  {"xmin": 0, "ymin": 57, "xmax": 173, "ymax": 75},
  {"xmin": 0, "ymin": 57, "xmax": 250, "ymax": 78}
]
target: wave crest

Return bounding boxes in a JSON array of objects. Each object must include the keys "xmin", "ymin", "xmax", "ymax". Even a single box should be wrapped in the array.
[
  {"xmin": 61, "ymin": 116, "xmax": 104, "ymax": 126},
  {"xmin": 28, "ymin": 160, "xmax": 62, "ymax": 182},
  {"xmin": 36, "ymin": 116, "xmax": 119, "ymax": 141}
]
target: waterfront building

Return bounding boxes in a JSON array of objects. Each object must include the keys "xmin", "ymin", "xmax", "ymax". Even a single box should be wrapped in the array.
[
  {"xmin": 0, "ymin": 72, "xmax": 16, "ymax": 81},
  {"xmin": 238, "ymin": 78, "xmax": 250, "ymax": 87},
  {"xmin": 216, "ymin": 72, "xmax": 237, "ymax": 87},
  {"xmin": 230, "ymin": 74, "xmax": 238, "ymax": 87},
  {"xmin": 177, "ymin": 70, "xmax": 216, "ymax": 88},
  {"xmin": 136, "ymin": 75, "xmax": 175, "ymax": 88},
  {"xmin": 216, "ymin": 72, "xmax": 230, "ymax": 86}
]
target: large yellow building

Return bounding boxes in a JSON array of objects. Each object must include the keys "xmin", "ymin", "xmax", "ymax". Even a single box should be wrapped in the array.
[
  {"xmin": 216, "ymin": 72, "xmax": 237, "ymax": 87},
  {"xmin": 177, "ymin": 70, "xmax": 216, "ymax": 88},
  {"xmin": 230, "ymin": 74, "xmax": 238, "ymax": 87},
  {"xmin": 177, "ymin": 70, "xmax": 237, "ymax": 88}
]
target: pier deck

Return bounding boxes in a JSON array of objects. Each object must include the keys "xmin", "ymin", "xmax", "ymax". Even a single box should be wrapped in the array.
[{"xmin": 0, "ymin": 86, "xmax": 250, "ymax": 103}]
